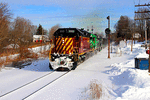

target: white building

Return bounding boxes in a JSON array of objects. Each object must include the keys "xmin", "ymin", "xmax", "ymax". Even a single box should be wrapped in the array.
[
  {"xmin": 33, "ymin": 35, "xmax": 49, "ymax": 42},
  {"xmin": 133, "ymin": 33, "xmax": 141, "ymax": 39}
]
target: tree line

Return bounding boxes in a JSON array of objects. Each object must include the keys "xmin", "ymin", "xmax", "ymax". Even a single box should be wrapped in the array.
[
  {"xmin": 0, "ymin": 2, "xmax": 60, "ymax": 56},
  {"xmin": 114, "ymin": 7, "xmax": 150, "ymax": 43}
]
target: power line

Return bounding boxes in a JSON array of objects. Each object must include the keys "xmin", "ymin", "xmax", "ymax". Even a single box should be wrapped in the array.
[
  {"xmin": 135, "ymin": 11, "xmax": 150, "ymax": 13},
  {"xmin": 135, "ymin": 3, "xmax": 150, "ymax": 7},
  {"xmin": 134, "ymin": 3, "xmax": 150, "ymax": 20},
  {"xmin": 134, "ymin": 18, "xmax": 150, "ymax": 20}
]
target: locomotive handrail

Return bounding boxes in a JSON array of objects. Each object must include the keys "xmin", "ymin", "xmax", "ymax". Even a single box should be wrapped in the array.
[{"xmin": 49, "ymin": 44, "xmax": 54, "ymax": 61}]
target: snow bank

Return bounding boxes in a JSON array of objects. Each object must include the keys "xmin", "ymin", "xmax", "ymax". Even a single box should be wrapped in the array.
[
  {"xmin": 28, "ymin": 44, "xmax": 51, "ymax": 53},
  {"xmin": 106, "ymin": 41, "xmax": 150, "ymax": 100}
]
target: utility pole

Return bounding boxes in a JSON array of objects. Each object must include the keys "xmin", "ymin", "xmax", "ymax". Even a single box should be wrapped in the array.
[
  {"xmin": 131, "ymin": 29, "xmax": 133, "ymax": 52},
  {"xmin": 135, "ymin": 3, "xmax": 150, "ymax": 72},
  {"xmin": 107, "ymin": 17, "xmax": 112, "ymax": 53},
  {"xmin": 107, "ymin": 16, "xmax": 110, "ymax": 58},
  {"xmin": 134, "ymin": 22, "xmax": 135, "ymax": 44},
  {"xmin": 111, "ymin": 34, "xmax": 112, "ymax": 53},
  {"xmin": 131, "ymin": 22, "xmax": 135, "ymax": 52},
  {"xmin": 41, "ymin": 28, "xmax": 43, "ymax": 52},
  {"xmin": 145, "ymin": 20, "xmax": 147, "ymax": 49},
  {"xmin": 135, "ymin": 3, "xmax": 150, "ymax": 48}
]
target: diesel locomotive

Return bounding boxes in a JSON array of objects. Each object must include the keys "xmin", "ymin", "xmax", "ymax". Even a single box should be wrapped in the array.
[{"xmin": 49, "ymin": 28, "xmax": 103, "ymax": 71}]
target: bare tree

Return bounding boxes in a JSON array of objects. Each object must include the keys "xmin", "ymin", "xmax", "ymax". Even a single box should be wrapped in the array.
[
  {"xmin": 49, "ymin": 24, "xmax": 61, "ymax": 40},
  {"xmin": 31, "ymin": 25, "xmax": 37, "ymax": 35},
  {"xmin": 110, "ymin": 33, "xmax": 117, "ymax": 41},
  {"xmin": 44, "ymin": 29, "xmax": 48, "ymax": 35},
  {"xmin": 114, "ymin": 16, "xmax": 133, "ymax": 41},
  {"xmin": 10, "ymin": 17, "xmax": 32, "ymax": 58},
  {"xmin": 0, "ymin": 3, "xmax": 12, "ymax": 52}
]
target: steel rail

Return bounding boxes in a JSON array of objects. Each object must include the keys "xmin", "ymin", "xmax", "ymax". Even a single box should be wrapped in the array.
[
  {"xmin": 0, "ymin": 71, "xmax": 54, "ymax": 97},
  {"xmin": 22, "ymin": 71, "xmax": 70, "ymax": 100}
]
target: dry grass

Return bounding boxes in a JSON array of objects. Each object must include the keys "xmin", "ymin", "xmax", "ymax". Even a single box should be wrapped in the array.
[
  {"xmin": 89, "ymin": 80, "xmax": 102, "ymax": 99},
  {"xmin": 0, "ymin": 49, "xmax": 19, "ymax": 57},
  {"xmin": 0, "ymin": 43, "xmax": 51, "ymax": 70},
  {"xmin": 0, "ymin": 51, "xmax": 38, "ymax": 70},
  {"xmin": 0, "ymin": 52, "xmax": 16, "ymax": 66},
  {"xmin": 0, "ymin": 60, "xmax": 5, "ymax": 70},
  {"xmin": 81, "ymin": 80, "xmax": 103, "ymax": 100},
  {"xmin": 19, "ymin": 49, "xmax": 38, "ymax": 60},
  {"xmin": 0, "ymin": 46, "xmax": 42, "ymax": 70},
  {"xmin": 0, "ymin": 56, "xmax": 18, "ymax": 71},
  {"xmin": 0, "ymin": 42, "xmax": 51, "ymax": 57}
]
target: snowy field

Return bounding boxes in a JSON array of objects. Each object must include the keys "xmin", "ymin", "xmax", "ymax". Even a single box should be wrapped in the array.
[
  {"xmin": 0, "ymin": 44, "xmax": 51, "ymax": 66},
  {"xmin": 0, "ymin": 41, "xmax": 150, "ymax": 100}
]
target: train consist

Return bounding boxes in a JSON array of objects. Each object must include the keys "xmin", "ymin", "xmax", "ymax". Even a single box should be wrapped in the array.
[{"xmin": 49, "ymin": 28, "xmax": 105, "ymax": 71}]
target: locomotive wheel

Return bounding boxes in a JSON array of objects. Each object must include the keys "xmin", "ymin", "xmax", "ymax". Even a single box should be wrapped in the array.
[
  {"xmin": 96, "ymin": 50, "xmax": 98, "ymax": 54},
  {"xmin": 71, "ymin": 62, "xmax": 77, "ymax": 70},
  {"xmin": 49, "ymin": 63, "xmax": 53, "ymax": 70},
  {"xmin": 95, "ymin": 50, "xmax": 97, "ymax": 54},
  {"xmin": 85, "ymin": 53, "xmax": 90, "ymax": 60},
  {"xmin": 82, "ymin": 56, "xmax": 85, "ymax": 62},
  {"xmin": 73, "ymin": 54, "xmax": 78, "ymax": 62},
  {"xmin": 90, "ymin": 52, "xmax": 93, "ymax": 57}
]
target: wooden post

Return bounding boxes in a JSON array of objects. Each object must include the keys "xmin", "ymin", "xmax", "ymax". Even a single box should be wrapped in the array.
[
  {"xmin": 41, "ymin": 28, "xmax": 43, "ymax": 52},
  {"xmin": 131, "ymin": 34, "xmax": 133, "ymax": 52},
  {"xmin": 107, "ymin": 16, "xmax": 110, "ymax": 58},
  {"xmin": 108, "ymin": 34, "xmax": 110, "ymax": 58},
  {"xmin": 111, "ymin": 42, "xmax": 112, "ymax": 53},
  {"xmin": 145, "ymin": 20, "xmax": 147, "ymax": 49}
]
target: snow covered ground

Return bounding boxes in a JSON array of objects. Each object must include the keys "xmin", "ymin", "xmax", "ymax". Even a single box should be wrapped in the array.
[
  {"xmin": 0, "ymin": 41, "xmax": 150, "ymax": 100},
  {"xmin": 0, "ymin": 44, "xmax": 51, "ymax": 68}
]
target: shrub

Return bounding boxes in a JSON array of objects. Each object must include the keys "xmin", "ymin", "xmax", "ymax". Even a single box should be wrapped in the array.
[
  {"xmin": 0, "ymin": 59, "xmax": 4, "ymax": 71},
  {"xmin": 81, "ymin": 80, "xmax": 103, "ymax": 100},
  {"xmin": 89, "ymin": 80, "xmax": 102, "ymax": 99}
]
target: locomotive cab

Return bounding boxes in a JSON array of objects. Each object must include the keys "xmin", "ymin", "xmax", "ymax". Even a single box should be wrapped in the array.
[{"xmin": 54, "ymin": 28, "xmax": 82, "ymax": 39}]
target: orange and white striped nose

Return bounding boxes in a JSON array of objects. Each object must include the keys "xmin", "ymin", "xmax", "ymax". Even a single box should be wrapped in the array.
[{"xmin": 55, "ymin": 37, "xmax": 73, "ymax": 55}]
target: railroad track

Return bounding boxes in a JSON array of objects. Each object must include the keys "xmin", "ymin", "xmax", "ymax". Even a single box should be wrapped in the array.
[
  {"xmin": 0, "ymin": 71, "xmax": 70, "ymax": 100},
  {"xmin": 0, "ymin": 72, "xmax": 54, "ymax": 98}
]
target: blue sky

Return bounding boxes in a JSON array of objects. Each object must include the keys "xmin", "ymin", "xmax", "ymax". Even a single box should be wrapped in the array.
[{"xmin": 1, "ymin": 0, "xmax": 149, "ymax": 34}]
